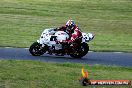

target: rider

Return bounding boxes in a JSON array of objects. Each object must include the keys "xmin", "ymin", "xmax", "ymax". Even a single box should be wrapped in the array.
[
  {"xmin": 55, "ymin": 20, "xmax": 82, "ymax": 44},
  {"xmin": 54, "ymin": 20, "xmax": 82, "ymax": 55}
]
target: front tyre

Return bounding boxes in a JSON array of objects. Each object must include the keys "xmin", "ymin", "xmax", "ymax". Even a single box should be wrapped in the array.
[
  {"xmin": 29, "ymin": 42, "xmax": 44, "ymax": 56},
  {"xmin": 80, "ymin": 43, "xmax": 89, "ymax": 56},
  {"xmin": 70, "ymin": 43, "xmax": 89, "ymax": 58}
]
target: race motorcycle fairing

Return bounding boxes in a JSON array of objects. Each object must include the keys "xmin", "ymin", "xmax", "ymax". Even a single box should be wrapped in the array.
[{"xmin": 29, "ymin": 28, "xmax": 94, "ymax": 58}]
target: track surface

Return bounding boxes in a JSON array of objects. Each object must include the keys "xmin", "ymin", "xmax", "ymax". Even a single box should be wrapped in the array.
[{"xmin": 0, "ymin": 47, "xmax": 132, "ymax": 67}]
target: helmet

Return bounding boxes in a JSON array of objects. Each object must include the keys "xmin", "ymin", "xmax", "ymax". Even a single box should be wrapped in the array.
[{"xmin": 66, "ymin": 20, "xmax": 75, "ymax": 30}]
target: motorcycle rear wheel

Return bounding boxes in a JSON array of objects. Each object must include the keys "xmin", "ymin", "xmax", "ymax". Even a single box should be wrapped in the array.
[{"xmin": 29, "ymin": 42, "xmax": 44, "ymax": 56}]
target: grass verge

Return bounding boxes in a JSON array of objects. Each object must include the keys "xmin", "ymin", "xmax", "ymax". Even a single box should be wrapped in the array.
[
  {"xmin": 0, "ymin": 60, "xmax": 132, "ymax": 88},
  {"xmin": 0, "ymin": 0, "xmax": 132, "ymax": 52}
]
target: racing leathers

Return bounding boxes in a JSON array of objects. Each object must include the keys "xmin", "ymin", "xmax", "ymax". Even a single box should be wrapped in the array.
[{"xmin": 55, "ymin": 25, "xmax": 82, "ymax": 44}]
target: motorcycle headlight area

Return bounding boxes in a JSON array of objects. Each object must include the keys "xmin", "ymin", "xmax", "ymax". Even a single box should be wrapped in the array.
[
  {"xmin": 87, "ymin": 33, "xmax": 94, "ymax": 40},
  {"xmin": 82, "ymin": 33, "xmax": 94, "ymax": 42}
]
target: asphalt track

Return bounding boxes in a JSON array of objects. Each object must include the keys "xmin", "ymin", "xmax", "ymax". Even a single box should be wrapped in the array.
[{"xmin": 0, "ymin": 47, "xmax": 132, "ymax": 67}]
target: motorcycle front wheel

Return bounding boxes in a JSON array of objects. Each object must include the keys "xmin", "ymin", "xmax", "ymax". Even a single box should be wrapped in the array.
[
  {"xmin": 70, "ymin": 43, "xmax": 89, "ymax": 58},
  {"xmin": 29, "ymin": 42, "xmax": 44, "ymax": 56}
]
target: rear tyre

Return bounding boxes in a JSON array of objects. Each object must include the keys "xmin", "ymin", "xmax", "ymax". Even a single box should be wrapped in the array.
[{"xmin": 29, "ymin": 42, "xmax": 44, "ymax": 56}]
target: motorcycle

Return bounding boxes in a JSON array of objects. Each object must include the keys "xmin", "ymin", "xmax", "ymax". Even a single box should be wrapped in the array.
[{"xmin": 29, "ymin": 28, "xmax": 94, "ymax": 58}]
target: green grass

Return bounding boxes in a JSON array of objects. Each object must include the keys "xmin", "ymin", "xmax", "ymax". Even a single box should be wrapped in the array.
[
  {"xmin": 0, "ymin": 0, "xmax": 132, "ymax": 52},
  {"xmin": 0, "ymin": 60, "xmax": 132, "ymax": 88}
]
